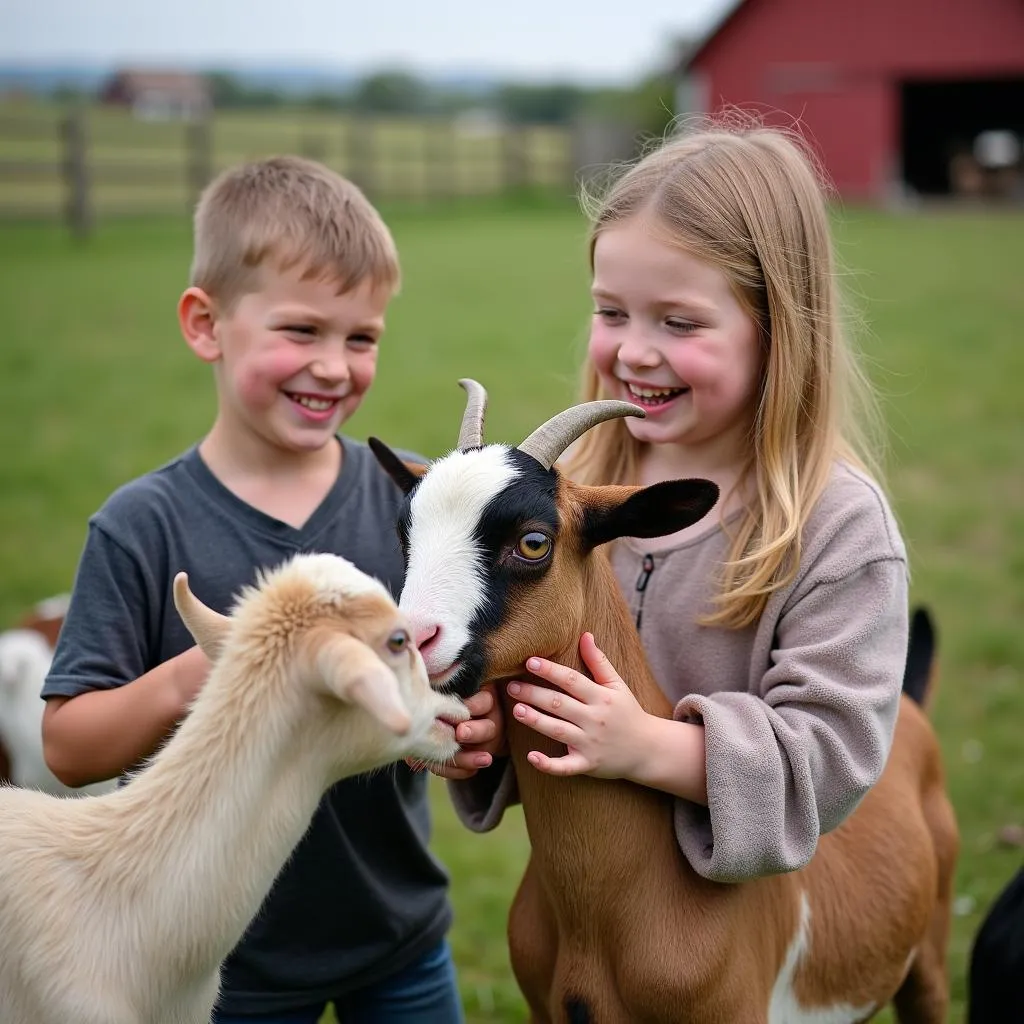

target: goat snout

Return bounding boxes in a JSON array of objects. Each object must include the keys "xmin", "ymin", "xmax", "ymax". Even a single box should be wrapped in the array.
[{"xmin": 415, "ymin": 624, "xmax": 441, "ymax": 653}]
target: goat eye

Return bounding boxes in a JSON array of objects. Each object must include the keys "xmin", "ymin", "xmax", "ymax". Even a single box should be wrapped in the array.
[
  {"xmin": 516, "ymin": 532, "xmax": 552, "ymax": 561},
  {"xmin": 386, "ymin": 630, "xmax": 410, "ymax": 653}
]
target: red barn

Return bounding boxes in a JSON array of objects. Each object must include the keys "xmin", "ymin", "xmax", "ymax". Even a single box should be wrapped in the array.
[{"xmin": 674, "ymin": 0, "xmax": 1024, "ymax": 202}]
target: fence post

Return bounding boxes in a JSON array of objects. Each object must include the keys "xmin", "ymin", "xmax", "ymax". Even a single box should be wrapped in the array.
[
  {"xmin": 426, "ymin": 117, "xmax": 456, "ymax": 201},
  {"xmin": 344, "ymin": 115, "xmax": 375, "ymax": 197},
  {"xmin": 501, "ymin": 123, "xmax": 528, "ymax": 194},
  {"xmin": 61, "ymin": 106, "xmax": 92, "ymax": 239},
  {"xmin": 185, "ymin": 115, "xmax": 213, "ymax": 213}
]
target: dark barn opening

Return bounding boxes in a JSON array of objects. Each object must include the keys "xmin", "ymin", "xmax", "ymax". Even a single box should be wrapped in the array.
[{"xmin": 899, "ymin": 77, "xmax": 1024, "ymax": 197}]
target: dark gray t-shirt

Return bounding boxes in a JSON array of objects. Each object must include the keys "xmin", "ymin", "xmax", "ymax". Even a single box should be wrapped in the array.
[{"xmin": 43, "ymin": 436, "xmax": 452, "ymax": 1013}]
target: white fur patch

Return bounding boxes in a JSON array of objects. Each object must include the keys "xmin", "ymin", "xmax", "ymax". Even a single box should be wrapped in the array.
[
  {"xmin": 768, "ymin": 893, "xmax": 875, "ymax": 1024},
  {"xmin": 0, "ymin": 629, "xmax": 114, "ymax": 796},
  {"xmin": 400, "ymin": 446, "xmax": 518, "ymax": 676},
  {"xmin": 31, "ymin": 593, "xmax": 70, "ymax": 620}
]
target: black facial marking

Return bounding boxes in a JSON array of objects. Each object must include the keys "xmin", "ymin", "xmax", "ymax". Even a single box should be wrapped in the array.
[
  {"xmin": 450, "ymin": 452, "xmax": 561, "ymax": 699},
  {"xmin": 369, "ymin": 436, "xmax": 420, "ymax": 494}
]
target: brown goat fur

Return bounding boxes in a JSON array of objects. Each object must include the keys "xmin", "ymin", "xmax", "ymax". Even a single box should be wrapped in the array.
[
  {"xmin": 481, "ymin": 479, "xmax": 958, "ymax": 1023},
  {"xmin": 372, "ymin": 378, "xmax": 957, "ymax": 1023}
]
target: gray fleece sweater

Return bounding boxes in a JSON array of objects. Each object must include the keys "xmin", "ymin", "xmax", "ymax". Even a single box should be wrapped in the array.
[{"xmin": 449, "ymin": 462, "xmax": 909, "ymax": 883}]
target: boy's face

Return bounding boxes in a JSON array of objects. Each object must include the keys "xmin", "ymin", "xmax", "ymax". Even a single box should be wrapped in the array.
[{"xmin": 205, "ymin": 264, "xmax": 390, "ymax": 455}]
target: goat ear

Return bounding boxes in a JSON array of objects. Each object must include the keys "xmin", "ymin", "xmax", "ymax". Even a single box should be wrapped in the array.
[
  {"xmin": 172, "ymin": 572, "xmax": 231, "ymax": 659},
  {"xmin": 579, "ymin": 479, "xmax": 720, "ymax": 550},
  {"xmin": 317, "ymin": 634, "xmax": 412, "ymax": 735},
  {"xmin": 368, "ymin": 437, "xmax": 426, "ymax": 495}
]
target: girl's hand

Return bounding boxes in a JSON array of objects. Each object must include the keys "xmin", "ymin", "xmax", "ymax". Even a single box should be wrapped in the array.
[
  {"xmin": 410, "ymin": 682, "xmax": 507, "ymax": 780},
  {"xmin": 507, "ymin": 632, "xmax": 654, "ymax": 780}
]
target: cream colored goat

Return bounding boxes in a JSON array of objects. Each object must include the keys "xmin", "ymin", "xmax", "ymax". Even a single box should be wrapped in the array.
[{"xmin": 0, "ymin": 552, "xmax": 468, "ymax": 1024}]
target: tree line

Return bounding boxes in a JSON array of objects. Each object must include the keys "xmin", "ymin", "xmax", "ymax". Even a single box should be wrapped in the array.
[{"xmin": 206, "ymin": 69, "xmax": 677, "ymax": 137}]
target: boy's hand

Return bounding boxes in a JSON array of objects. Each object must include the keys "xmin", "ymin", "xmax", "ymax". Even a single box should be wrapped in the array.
[{"xmin": 410, "ymin": 682, "xmax": 506, "ymax": 780}]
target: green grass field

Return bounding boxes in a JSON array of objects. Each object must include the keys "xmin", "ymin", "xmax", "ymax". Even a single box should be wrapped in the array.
[{"xmin": 1, "ymin": 199, "xmax": 1021, "ymax": 1023}]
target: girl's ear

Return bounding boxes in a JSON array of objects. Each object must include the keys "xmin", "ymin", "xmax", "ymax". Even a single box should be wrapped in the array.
[
  {"xmin": 578, "ymin": 479, "xmax": 720, "ymax": 551},
  {"xmin": 178, "ymin": 287, "xmax": 221, "ymax": 363}
]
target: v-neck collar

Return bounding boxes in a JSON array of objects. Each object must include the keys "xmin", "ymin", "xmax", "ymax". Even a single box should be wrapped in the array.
[{"xmin": 181, "ymin": 436, "xmax": 359, "ymax": 545}]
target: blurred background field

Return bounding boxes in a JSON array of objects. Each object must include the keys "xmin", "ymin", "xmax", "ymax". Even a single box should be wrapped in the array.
[{"xmin": 1, "ymin": 197, "xmax": 1022, "ymax": 1022}]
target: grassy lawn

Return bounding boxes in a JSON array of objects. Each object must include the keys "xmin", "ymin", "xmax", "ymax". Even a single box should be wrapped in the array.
[{"xmin": 1, "ymin": 199, "xmax": 1021, "ymax": 1022}]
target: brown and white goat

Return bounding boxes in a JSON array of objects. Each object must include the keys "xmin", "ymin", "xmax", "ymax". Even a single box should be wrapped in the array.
[
  {"xmin": 0, "ymin": 553, "xmax": 468, "ymax": 1024},
  {"xmin": 370, "ymin": 380, "xmax": 958, "ymax": 1024}
]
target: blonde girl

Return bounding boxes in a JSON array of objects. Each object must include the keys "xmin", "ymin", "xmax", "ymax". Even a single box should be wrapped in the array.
[{"xmin": 444, "ymin": 120, "xmax": 908, "ymax": 881}]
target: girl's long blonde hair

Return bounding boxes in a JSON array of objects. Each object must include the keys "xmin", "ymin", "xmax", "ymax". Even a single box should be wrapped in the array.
[{"xmin": 567, "ymin": 117, "xmax": 884, "ymax": 629}]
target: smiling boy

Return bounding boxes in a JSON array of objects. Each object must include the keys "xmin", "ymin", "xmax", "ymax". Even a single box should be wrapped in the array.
[{"xmin": 41, "ymin": 157, "xmax": 465, "ymax": 1022}]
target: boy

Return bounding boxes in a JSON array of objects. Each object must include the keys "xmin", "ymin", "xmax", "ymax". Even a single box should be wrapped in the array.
[{"xmin": 41, "ymin": 156, "xmax": 464, "ymax": 1023}]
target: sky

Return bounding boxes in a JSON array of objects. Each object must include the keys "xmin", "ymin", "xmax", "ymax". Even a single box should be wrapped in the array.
[{"xmin": 2, "ymin": 0, "xmax": 733, "ymax": 83}]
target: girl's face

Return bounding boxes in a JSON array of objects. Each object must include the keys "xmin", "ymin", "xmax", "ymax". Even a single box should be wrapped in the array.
[{"xmin": 589, "ymin": 216, "xmax": 763, "ymax": 467}]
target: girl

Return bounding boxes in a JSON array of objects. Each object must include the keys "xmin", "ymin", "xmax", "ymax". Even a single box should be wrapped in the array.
[{"xmin": 443, "ymin": 120, "xmax": 909, "ymax": 881}]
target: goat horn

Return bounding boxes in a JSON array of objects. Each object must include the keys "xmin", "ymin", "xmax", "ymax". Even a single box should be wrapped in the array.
[
  {"xmin": 172, "ymin": 572, "xmax": 231, "ymax": 658},
  {"xmin": 456, "ymin": 378, "xmax": 488, "ymax": 450},
  {"xmin": 517, "ymin": 401, "xmax": 646, "ymax": 470}
]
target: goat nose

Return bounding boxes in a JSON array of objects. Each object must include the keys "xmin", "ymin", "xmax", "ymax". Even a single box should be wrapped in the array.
[{"xmin": 415, "ymin": 624, "xmax": 440, "ymax": 651}]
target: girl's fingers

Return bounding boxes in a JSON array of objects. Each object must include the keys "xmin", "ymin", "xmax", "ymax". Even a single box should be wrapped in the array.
[
  {"xmin": 524, "ymin": 655, "xmax": 595, "ymax": 696},
  {"xmin": 463, "ymin": 685, "xmax": 496, "ymax": 717},
  {"xmin": 526, "ymin": 749, "xmax": 591, "ymax": 776},
  {"xmin": 456, "ymin": 717, "xmax": 498, "ymax": 745},
  {"xmin": 511, "ymin": 702, "xmax": 585, "ymax": 747},
  {"xmin": 579, "ymin": 632, "xmax": 624, "ymax": 687},
  {"xmin": 507, "ymin": 679, "xmax": 585, "ymax": 720},
  {"xmin": 411, "ymin": 748, "xmax": 493, "ymax": 781}
]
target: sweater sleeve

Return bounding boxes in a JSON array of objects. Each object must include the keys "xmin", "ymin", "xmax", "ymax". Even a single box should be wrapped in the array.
[
  {"xmin": 673, "ymin": 556, "xmax": 908, "ymax": 882},
  {"xmin": 446, "ymin": 757, "xmax": 520, "ymax": 832}
]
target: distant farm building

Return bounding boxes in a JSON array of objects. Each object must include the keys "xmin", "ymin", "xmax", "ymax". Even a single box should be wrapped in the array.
[
  {"xmin": 674, "ymin": 0, "xmax": 1024, "ymax": 202},
  {"xmin": 100, "ymin": 70, "xmax": 211, "ymax": 121}
]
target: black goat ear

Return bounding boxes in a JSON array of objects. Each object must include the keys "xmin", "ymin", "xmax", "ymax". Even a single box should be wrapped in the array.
[
  {"xmin": 368, "ymin": 437, "xmax": 426, "ymax": 495},
  {"xmin": 579, "ymin": 479, "xmax": 720, "ymax": 551}
]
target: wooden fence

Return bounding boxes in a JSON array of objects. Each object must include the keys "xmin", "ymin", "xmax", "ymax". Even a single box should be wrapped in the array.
[{"xmin": 0, "ymin": 103, "xmax": 583, "ymax": 236}]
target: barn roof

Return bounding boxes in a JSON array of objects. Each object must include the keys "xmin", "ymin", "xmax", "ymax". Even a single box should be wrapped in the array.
[
  {"xmin": 105, "ymin": 69, "xmax": 210, "ymax": 103},
  {"xmin": 674, "ymin": 0, "xmax": 749, "ymax": 74}
]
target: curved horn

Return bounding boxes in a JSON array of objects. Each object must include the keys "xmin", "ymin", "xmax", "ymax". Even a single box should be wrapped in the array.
[
  {"xmin": 172, "ymin": 571, "xmax": 231, "ymax": 659},
  {"xmin": 517, "ymin": 401, "xmax": 645, "ymax": 471},
  {"xmin": 456, "ymin": 378, "xmax": 488, "ymax": 450}
]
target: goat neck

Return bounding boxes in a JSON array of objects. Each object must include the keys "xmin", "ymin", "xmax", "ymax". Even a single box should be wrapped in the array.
[{"xmin": 74, "ymin": 640, "xmax": 335, "ymax": 976}]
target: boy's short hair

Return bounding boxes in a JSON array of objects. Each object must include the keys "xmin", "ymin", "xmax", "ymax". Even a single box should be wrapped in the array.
[{"xmin": 190, "ymin": 156, "xmax": 400, "ymax": 309}]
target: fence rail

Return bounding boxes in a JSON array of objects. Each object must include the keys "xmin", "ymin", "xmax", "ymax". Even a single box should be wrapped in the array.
[{"xmin": 0, "ymin": 104, "xmax": 582, "ymax": 236}]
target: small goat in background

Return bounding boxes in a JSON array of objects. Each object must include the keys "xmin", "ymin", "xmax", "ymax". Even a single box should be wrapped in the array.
[
  {"xmin": 969, "ymin": 863, "xmax": 1024, "ymax": 1023},
  {"xmin": 0, "ymin": 595, "xmax": 114, "ymax": 796},
  {"xmin": 0, "ymin": 552, "xmax": 468, "ymax": 1024}
]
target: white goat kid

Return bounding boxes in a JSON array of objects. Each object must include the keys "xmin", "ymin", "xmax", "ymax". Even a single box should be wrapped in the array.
[
  {"xmin": 0, "ymin": 552, "xmax": 468, "ymax": 1024},
  {"xmin": 0, "ymin": 626, "xmax": 114, "ymax": 796}
]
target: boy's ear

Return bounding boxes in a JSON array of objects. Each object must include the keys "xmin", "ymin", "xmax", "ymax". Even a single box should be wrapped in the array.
[
  {"xmin": 368, "ymin": 437, "xmax": 428, "ymax": 495},
  {"xmin": 178, "ymin": 287, "xmax": 220, "ymax": 363},
  {"xmin": 578, "ymin": 479, "xmax": 720, "ymax": 551}
]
